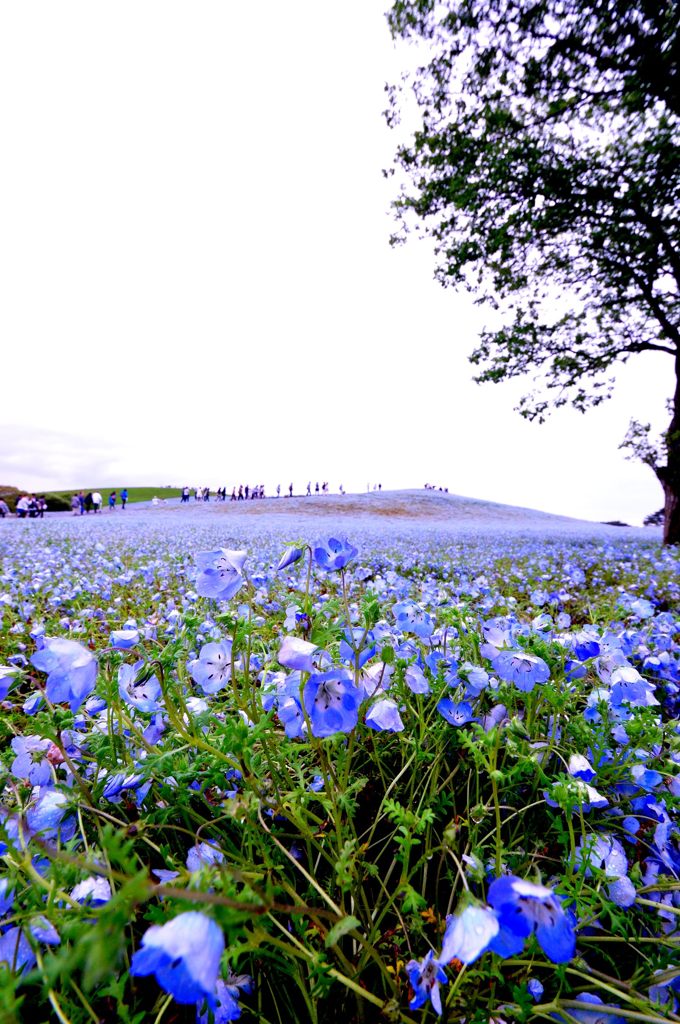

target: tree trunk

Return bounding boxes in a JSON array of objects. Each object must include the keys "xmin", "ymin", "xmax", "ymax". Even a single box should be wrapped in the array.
[{"xmin": 660, "ymin": 354, "xmax": 680, "ymax": 544}]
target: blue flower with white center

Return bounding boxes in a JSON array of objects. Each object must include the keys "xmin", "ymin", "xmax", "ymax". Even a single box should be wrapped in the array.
[
  {"xmin": 482, "ymin": 703, "xmax": 509, "ymax": 732},
  {"xmin": 365, "ymin": 698, "xmax": 404, "ymax": 732},
  {"xmin": 459, "ymin": 662, "xmax": 490, "ymax": 697},
  {"xmin": 405, "ymin": 950, "xmax": 447, "ymax": 1014},
  {"xmin": 404, "ymin": 664, "xmax": 430, "ymax": 694},
  {"xmin": 527, "ymin": 978, "xmax": 544, "ymax": 1001},
  {"xmin": 71, "ymin": 876, "xmax": 112, "ymax": 905},
  {"xmin": 0, "ymin": 927, "xmax": 36, "ymax": 974},
  {"xmin": 575, "ymin": 835, "xmax": 627, "ymax": 878},
  {"xmin": 10, "ymin": 735, "xmax": 52, "ymax": 786},
  {"xmin": 278, "ymin": 695, "xmax": 306, "ymax": 739},
  {"xmin": 130, "ymin": 911, "xmax": 224, "ymax": 1007},
  {"xmin": 607, "ymin": 875, "xmax": 636, "ymax": 907},
  {"xmin": 278, "ymin": 636, "xmax": 327, "ymax": 674},
  {"xmin": 393, "ymin": 601, "xmax": 434, "ymax": 638},
  {"xmin": 487, "ymin": 876, "xmax": 575, "ymax": 963},
  {"xmin": 197, "ymin": 973, "xmax": 253, "ymax": 1023},
  {"xmin": 610, "ymin": 666, "xmax": 659, "ymax": 707},
  {"xmin": 568, "ymin": 754, "xmax": 596, "ymax": 782},
  {"xmin": 29, "ymin": 916, "xmax": 60, "ymax": 945},
  {"xmin": 0, "ymin": 878, "xmax": 15, "ymax": 917},
  {"xmin": 30, "ymin": 637, "xmax": 98, "ymax": 712},
  {"xmin": 493, "ymin": 650, "xmax": 550, "ymax": 692},
  {"xmin": 440, "ymin": 905, "xmax": 499, "ymax": 965},
  {"xmin": 110, "ymin": 628, "xmax": 140, "ymax": 649},
  {"xmin": 119, "ymin": 661, "xmax": 162, "ymax": 711},
  {"xmin": 186, "ymin": 841, "xmax": 225, "ymax": 873},
  {"xmin": 26, "ymin": 788, "xmax": 77, "ymax": 844},
  {"xmin": 277, "ymin": 546, "xmax": 305, "ymax": 571},
  {"xmin": 188, "ymin": 642, "xmax": 233, "ymax": 694},
  {"xmin": 574, "ymin": 636, "xmax": 601, "ymax": 661},
  {"xmin": 102, "ymin": 771, "xmax": 148, "ymax": 804},
  {"xmin": 555, "ymin": 992, "xmax": 625, "ymax": 1024},
  {"xmin": 303, "ymin": 670, "xmax": 362, "ymax": 738},
  {"xmin": 0, "ymin": 666, "xmax": 18, "ymax": 700},
  {"xmin": 339, "ymin": 628, "xmax": 376, "ymax": 669},
  {"xmin": 195, "ymin": 550, "xmax": 247, "ymax": 602},
  {"xmin": 312, "ymin": 537, "xmax": 357, "ymax": 572},
  {"xmin": 437, "ymin": 698, "xmax": 475, "ymax": 727}
]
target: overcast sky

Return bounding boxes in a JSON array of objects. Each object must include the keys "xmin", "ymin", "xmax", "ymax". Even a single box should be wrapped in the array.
[{"xmin": 0, "ymin": 2, "xmax": 669, "ymax": 525}]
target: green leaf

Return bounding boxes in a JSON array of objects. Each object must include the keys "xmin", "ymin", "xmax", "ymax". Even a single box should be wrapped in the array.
[{"xmin": 324, "ymin": 915, "xmax": 361, "ymax": 948}]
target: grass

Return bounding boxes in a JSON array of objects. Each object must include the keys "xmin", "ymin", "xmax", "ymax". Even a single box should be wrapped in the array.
[{"xmin": 51, "ymin": 486, "xmax": 183, "ymax": 504}]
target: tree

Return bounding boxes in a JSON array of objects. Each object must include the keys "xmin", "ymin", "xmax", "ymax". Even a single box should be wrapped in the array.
[{"xmin": 386, "ymin": 0, "xmax": 680, "ymax": 542}]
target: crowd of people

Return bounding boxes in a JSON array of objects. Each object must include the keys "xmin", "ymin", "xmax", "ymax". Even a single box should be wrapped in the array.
[
  {"xmin": 1, "ymin": 495, "xmax": 47, "ymax": 518},
  {"xmin": 1, "ymin": 483, "xmax": 452, "ymax": 521},
  {"xmin": 70, "ymin": 489, "xmax": 128, "ymax": 514},
  {"xmin": 181, "ymin": 482, "xmax": 346, "ymax": 503}
]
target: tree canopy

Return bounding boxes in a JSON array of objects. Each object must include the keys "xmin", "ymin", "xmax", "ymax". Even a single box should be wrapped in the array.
[{"xmin": 387, "ymin": 0, "xmax": 680, "ymax": 539}]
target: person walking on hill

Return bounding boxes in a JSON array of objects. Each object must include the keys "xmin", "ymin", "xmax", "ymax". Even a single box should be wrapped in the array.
[
  {"xmin": 71, "ymin": 493, "xmax": 80, "ymax": 516},
  {"xmin": 92, "ymin": 491, "xmax": 102, "ymax": 513},
  {"xmin": 120, "ymin": 488, "xmax": 128, "ymax": 509},
  {"xmin": 108, "ymin": 491, "xmax": 117, "ymax": 511}
]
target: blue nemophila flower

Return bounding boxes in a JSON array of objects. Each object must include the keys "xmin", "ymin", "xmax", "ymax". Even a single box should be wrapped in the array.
[
  {"xmin": 437, "ymin": 699, "xmax": 475, "ymax": 727},
  {"xmin": 29, "ymin": 916, "xmax": 60, "ymax": 945},
  {"xmin": 119, "ymin": 661, "xmax": 162, "ymax": 711},
  {"xmin": 71, "ymin": 876, "xmax": 112, "ymax": 905},
  {"xmin": 339, "ymin": 628, "xmax": 376, "ymax": 669},
  {"xmin": 404, "ymin": 664, "xmax": 430, "ymax": 694},
  {"xmin": 365, "ymin": 698, "xmax": 404, "ymax": 733},
  {"xmin": 406, "ymin": 950, "xmax": 447, "ymax": 1014},
  {"xmin": 186, "ymin": 841, "xmax": 225, "ymax": 872},
  {"xmin": 130, "ymin": 911, "xmax": 225, "ymax": 1007},
  {"xmin": 527, "ymin": 978, "xmax": 544, "ymax": 1001},
  {"xmin": 303, "ymin": 670, "xmax": 362, "ymax": 737},
  {"xmin": 555, "ymin": 992, "xmax": 625, "ymax": 1024},
  {"xmin": 11, "ymin": 735, "xmax": 52, "ymax": 786},
  {"xmin": 0, "ymin": 666, "xmax": 18, "ymax": 700},
  {"xmin": 197, "ymin": 973, "xmax": 253, "ymax": 1023},
  {"xmin": 607, "ymin": 876, "xmax": 636, "ymax": 908},
  {"xmin": 312, "ymin": 537, "xmax": 358, "ymax": 572},
  {"xmin": 189, "ymin": 642, "xmax": 233, "ymax": 694},
  {"xmin": 195, "ymin": 550, "xmax": 247, "ymax": 602},
  {"xmin": 393, "ymin": 601, "xmax": 434, "ymax": 638},
  {"xmin": 0, "ymin": 927, "xmax": 36, "ymax": 974},
  {"xmin": 277, "ymin": 546, "xmax": 304, "ymax": 571},
  {"xmin": 568, "ymin": 754, "xmax": 596, "ymax": 782},
  {"xmin": 440, "ymin": 905, "xmax": 499, "ymax": 965},
  {"xmin": 110, "ymin": 628, "xmax": 140, "ymax": 649},
  {"xmin": 609, "ymin": 665, "xmax": 659, "ymax": 707},
  {"xmin": 487, "ymin": 876, "xmax": 575, "ymax": 963},
  {"xmin": 278, "ymin": 636, "xmax": 326, "ymax": 674},
  {"xmin": 0, "ymin": 878, "xmax": 15, "ymax": 917},
  {"xmin": 493, "ymin": 650, "xmax": 550, "ymax": 692},
  {"xmin": 102, "ymin": 771, "xmax": 148, "ymax": 804},
  {"xmin": 30, "ymin": 637, "xmax": 98, "ymax": 712},
  {"xmin": 26, "ymin": 788, "xmax": 77, "ymax": 844},
  {"xmin": 575, "ymin": 834, "xmax": 627, "ymax": 878}
]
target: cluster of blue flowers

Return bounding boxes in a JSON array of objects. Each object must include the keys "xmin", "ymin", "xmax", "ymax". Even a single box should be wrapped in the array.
[{"xmin": 0, "ymin": 511, "xmax": 678, "ymax": 1020}]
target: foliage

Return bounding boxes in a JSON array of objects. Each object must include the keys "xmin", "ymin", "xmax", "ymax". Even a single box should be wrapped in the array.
[
  {"xmin": 0, "ymin": 487, "xmax": 20, "ymax": 512},
  {"xmin": 42, "ymin": 492, "xmax": 71, "ymax": 512},
  {"xmin": 386, "ymin": 0, "xmax": 680, "ymax": 540}
]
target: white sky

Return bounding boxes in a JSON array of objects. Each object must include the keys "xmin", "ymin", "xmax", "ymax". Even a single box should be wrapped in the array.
[{"xmin": 0, "ymin": 2, "xmax": 670, "ymax": 525}]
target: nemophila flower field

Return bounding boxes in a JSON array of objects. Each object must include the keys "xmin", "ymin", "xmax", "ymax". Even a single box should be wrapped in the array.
[{"xmin": 0, "ymin": 502, "xmax": 679, "ymax": 1024}]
